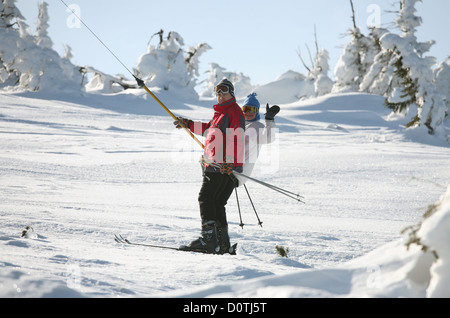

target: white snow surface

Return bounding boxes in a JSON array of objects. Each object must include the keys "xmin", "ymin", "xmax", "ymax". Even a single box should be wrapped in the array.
[{"xmin": 0, "ymin": 86, "xmax": 449, "ymax": 298}]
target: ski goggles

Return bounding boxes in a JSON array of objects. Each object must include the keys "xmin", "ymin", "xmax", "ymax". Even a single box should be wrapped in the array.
[
  {"xmin": 242, "ymin": 106, "xmax": 259, "ymax": 113},
  {"xmin": 215, "ymin": 85, "xmax": 231, "ymax": 95}
]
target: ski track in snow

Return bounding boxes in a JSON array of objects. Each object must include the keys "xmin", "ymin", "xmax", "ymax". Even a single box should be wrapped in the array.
[{"xmin": 0, "ymin": 91, "xmax": 449, "ymax": 297}]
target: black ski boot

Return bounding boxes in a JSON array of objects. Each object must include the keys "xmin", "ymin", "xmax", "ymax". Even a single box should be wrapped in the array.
[
  {"xmin": 217, "ymin": 226, "xmax": 238, "ymax": 255},
  {"xmin": 216, "ymin": 225, "xmax": 231, "ymax": 254},
  {"xmin": 180, "ymin": 221, "xmax": 219, "ymax": 254}
]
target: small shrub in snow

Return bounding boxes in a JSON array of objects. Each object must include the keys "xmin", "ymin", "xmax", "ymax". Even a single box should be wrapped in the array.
[{"xmin": 275, "ymin": 245, "xmax": 289, "ymax": 258}]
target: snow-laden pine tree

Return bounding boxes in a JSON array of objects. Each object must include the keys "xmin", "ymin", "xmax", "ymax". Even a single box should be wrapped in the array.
[
  {"xmin": 135, "ymin": 30, "xmax": 209, "ymax": 99},
  {"xmin": 296, "ymin": 28, "xmax": 333, "ymax": 98},
  {"xmin": 186, "ymin": 43, "xmax": 211, "ymax": 79},
  {"xmin": 198, "ymin": 63, "xmax": 225, "ymax": 98},
  {"xmin": 311, "ymin": 48, "xmax": 333, "ymax": 96},
  {"xmin": 0, "ymin": 0, "xmax": 81, "ymax": 92},
  {"xmin": 83, "ymin": 66, "xmax": 134, "ymax": 93},
  {"xmin": 333, "ymin": 27, "xmax": 382, "ymax": 93},
  {"xmin": 333, "ymin": 1, "xmax": 380, "ymax": 93},
  {"xmin": 434, "ymin": 59, "xmax": 450, "ymax": 118},
  {"xmin": 35, "ymin": 1, "xmax": 52, "ymax": 49},
  {"xmin": 359, "ymin": 27, "xmax": 392, "ymax": 95},
  {"xmin": 0, "ymin": 0, "xmax": 24, "ymax": 85},
  {"xmin": 0, "ymin": 0, "xmax": 23, "ymax": 28},
  {"xmin": 333, "ymin": 27, "xmax": 364, "ymax": 92},
  {"xmin": 63, "ymin": 44, "xmax": 74, "ymax": 61},
  {"xmin": 381, "ymin": 0, "xmax": 446, "ymax": 137},
  {"xmin": 198, "ymin": 63, "xmax": 253, "ymax": 99},
  {"xmin": 395, "ymin": 0, "xmax": 434, "ymax": 56}
]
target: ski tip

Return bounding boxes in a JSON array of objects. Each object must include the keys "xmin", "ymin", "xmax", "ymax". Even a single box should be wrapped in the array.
[
  {"xmin": 114, "ymin": 234, "xmax": 122, "ymax": 243},
  {"xmin": 114, "ymin": 233, "xmax": 129, "ymax": 245}
]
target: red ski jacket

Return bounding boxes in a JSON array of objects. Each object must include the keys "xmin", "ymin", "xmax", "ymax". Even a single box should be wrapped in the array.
[{"xmin": 188, "ymin": 97, "xmax": 245, "ymax": 172}]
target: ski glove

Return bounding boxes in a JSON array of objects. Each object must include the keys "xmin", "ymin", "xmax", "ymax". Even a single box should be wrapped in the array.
[
  {"xmin": 220, "ymin": 162, "xmax": 234, "ymax": 175},
  {"xmin": 173, "ymin": 117, "xmax": 192, "ymax": 129},
  {"xmin": 265, "ymin": 104, "xmax": 280, "ymax": 121}
]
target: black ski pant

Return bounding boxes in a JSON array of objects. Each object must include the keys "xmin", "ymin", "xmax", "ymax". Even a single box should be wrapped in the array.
[{"xmin": 198, "ymin": 172, "xmax": 237, "ymax": 227}]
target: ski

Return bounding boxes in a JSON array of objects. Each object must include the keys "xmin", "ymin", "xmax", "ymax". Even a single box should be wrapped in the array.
[
  {"xmin": 115, "ymin": 234, "xmax": 180, "ymax": 251},
  {"xmin": 114, "ymin": 234, "xmax": 237, "ymax": 255}
]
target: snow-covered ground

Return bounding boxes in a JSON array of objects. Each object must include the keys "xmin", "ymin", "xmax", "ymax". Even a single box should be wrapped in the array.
[{"xmin": 0, "ymin": 87, "xmax": 449, "ymax": 298}]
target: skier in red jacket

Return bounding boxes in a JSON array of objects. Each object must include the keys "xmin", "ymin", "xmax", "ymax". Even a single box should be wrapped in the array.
[{"xmin": 174, "ymin": 79, "xmax": 245, "ymax": 254}]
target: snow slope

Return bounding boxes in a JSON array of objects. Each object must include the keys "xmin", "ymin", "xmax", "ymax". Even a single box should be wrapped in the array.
[{"xmin": 0, "ymin": 87, "xmax": 449, "ymax": 298}]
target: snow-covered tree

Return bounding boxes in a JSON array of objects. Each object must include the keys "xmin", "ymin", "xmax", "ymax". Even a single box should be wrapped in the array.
[
  {"xmin": 381, "ymin": 0, "xmax": 446, "ymax": 136},
  {"xmin": 333, "ymin": 1, "xmax": 379, "ymax": 93},
  {"xmin": 186, "ymin": 42, "xmax": 211, "ymax": 78},
  {"xmin": 136, "ymin": 30, "xmax": 186, "ymax": 88},
  {"xmin": 359, "ymin": 27, "xmax": 392, "ymax": 95},
  {"xmin": 63, "ymin": 44, "xmax": 74, "ymax": 60},
  {"xmin": 82, "ymin": 66, "xmax": 135, "ymax": 93},
  {"xmin": 0, "ymin": 0, "xmax": 26, "ymax": 86},
  {"xmin": 198, "ymin": 63, "xmax": 253, "ymax": 99},
  {"xmin": 0, "ymin": 0, "xmax": 81, "ymax": 92},
  {"xmin": 297, "ymin": 27, "xmax": 333, "ymax": 97},
  {"xmin": 395, "ymin": 0, "xmax": 434, "ymax": 57},
  {"xmin": 135, "ymin": 30, "xmax": 209, "ymax": 99},
  {"xmin": 333, "ymin": 28, "xmax": 365, "ymax": 92},
  {"xmin": 198, "ymin": 63, "xmax": 224, "ymax": 98},
  {"xmin": 434, "ymin": 59, "xmax": 450, "ymax": 116},
  {"xmin": 35, "ymin": 1, "xmax": 52, "ymax": 49},
  {"xmin": 0, "ymin": 0, "xmax": 24, "ymax": 28},
  {"xmin": 311, "ymin": 48, "xmax": 333, "ymax": 96}
]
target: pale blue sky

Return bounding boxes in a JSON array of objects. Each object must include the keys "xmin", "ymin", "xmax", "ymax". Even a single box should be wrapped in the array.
[{"xmin": 18, "ymin": 0, "xmax": 449, "ymax": 85}]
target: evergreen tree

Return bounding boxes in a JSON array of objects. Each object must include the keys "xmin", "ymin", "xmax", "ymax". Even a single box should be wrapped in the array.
[
  {"xmin": 62, "ymin": 44, "xmax": 74, "ymax": 61},
  {"xmin": 395, "ymin": 0, "xmax": 434, "ymax": 57},
  {"xmin": 434, "ymin": 59, "xmax": 450, "ymax": 116},
  {"xmin": 135, "ymin": 29, "xmax": 206, "ymax": 98},
  {"xmin": 382, "ymin": 0, "xmax": 446, "ymax": 136},
  {"xmin": 0, "ymin": 0, "xmax": 81, "ymax": 92},
  {"xmin": 359, "ymin": 27, "xmax": 392, "ymax": 95},
  {"xmin": 312, "ymin": 48, "xmax": 333, "ymax": 96},
  {"xmin": 185, "ymin": 43, "xmax": 211, "ymax": 78},
  {"xmin": 333, "ymin": 28, "xmax": 364, "ymax": 92},
  {"xmin": 0, "ymin": 0, "xmax": 24, "ymax": 28},
  {"xmin": 0, "ymin": 0, "xmax": 26, "ymax": 86},
  {"xmin": 36, "ymin": 1, "xmax": 53, "ymax": 49},
  {"xmin": 199, "ymin": 63, "xmax": 225, "ymax": 98},
  {"xmin": 298, "ymin": 27, "xmax": 333, "ymax": 97},
  {"xmin": 198, "ymin": 62, "xmax": 253, "ymax": 99},
  {"xmin": 333, "ymin": 1, "xmax": 379, "ymax": 93}
]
